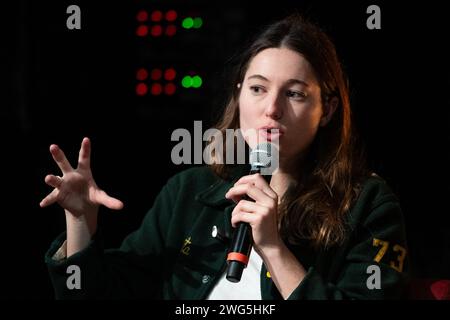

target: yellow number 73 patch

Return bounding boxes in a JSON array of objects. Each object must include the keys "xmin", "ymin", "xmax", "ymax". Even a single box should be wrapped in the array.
[{"xmin": 372, "ymin": 238, "xmax": 407, "ymax": 272}]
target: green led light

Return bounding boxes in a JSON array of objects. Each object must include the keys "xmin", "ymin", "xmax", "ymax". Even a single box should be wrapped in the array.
[
  {"xmin": 182, "ymin": 17, "xmax": 194, "ymax": 29},
  {"xmin": 182, "ymin": 76, "xmax": 193, "ymax": 88},
  {"xmin": 193, "ymin": 17, "xmax": 203, "ymax": 29},
  {"xmin": 192, "ymin": 75, "xmax": 202, "ymax": 88}
]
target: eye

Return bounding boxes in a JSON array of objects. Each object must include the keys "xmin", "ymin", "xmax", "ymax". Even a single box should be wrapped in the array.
[
  {"xmin": 249, "ymin": 86, "xmax": 266, "ymax": 95},
  {"xmin": 286, "ymin": 90, "xmax": 307, "ymax": 100}
]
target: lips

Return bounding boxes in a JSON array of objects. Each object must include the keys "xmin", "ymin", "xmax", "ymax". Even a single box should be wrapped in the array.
[
  {"xmin": 258, "ymin": 126, "xmax": 284, "ymax": 141},
  {"xmin": 259, "ymin": 126, "xmax": 284, "ymax": 134}
]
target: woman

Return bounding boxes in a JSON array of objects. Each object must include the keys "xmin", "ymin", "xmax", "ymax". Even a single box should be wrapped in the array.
[{"xmin": 42, "ymin": 14, "xmax": 409, "ymax": 299}]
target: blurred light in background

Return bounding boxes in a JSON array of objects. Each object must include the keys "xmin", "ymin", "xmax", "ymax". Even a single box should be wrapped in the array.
[
  {"xmin": 136, "ymin": 10, "xmax": 148, "ymax": 22},
  {"xmin": 151, "ymin": 83, "xmax": 163, "ymax": 96},
  {"xmin": 136, "ymin": 83, "xmax": 148, "ymax": 96},
  {"xmin": 136, "ymin": 68, "xmax": 149, "ymax": 81},
  {"xmin": 135, "ymin": 7, "xmax": 206, "ymax": 98},
  {"xmin": 136, "ymin": 25, "xmax": 148, "ymax": 37},
  {"xmin": 181, "ymin": 75, "xmax": 202, "ymax": 89},
  {"xmin": 151, "ymin": 10, "xmax": 163, "ymax": 22}
]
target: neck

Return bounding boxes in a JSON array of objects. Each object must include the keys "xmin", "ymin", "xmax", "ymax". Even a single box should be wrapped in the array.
[{"xmin": 270, "ymin": 156, "xmax": 301, "ymax": 200}]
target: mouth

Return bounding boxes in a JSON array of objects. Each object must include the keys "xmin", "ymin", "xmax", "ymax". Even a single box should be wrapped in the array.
[
  {"xmin": 259, "ymin": 126, "xmax": 284, "ymax": 134},
  {"xmin": 258, "ymin": 126, "xmax": 284, "ymax": 141}
]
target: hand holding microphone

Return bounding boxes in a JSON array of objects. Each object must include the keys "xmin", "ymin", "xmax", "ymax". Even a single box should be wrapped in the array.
[{"xmin": 225, "ymin": 142, "xmax": 280, "ymax": 282}]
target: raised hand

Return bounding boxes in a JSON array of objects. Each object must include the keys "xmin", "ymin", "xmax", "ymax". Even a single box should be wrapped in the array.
[{"xmin": 40, "ymin": 137, "xmax": 123, "ymax": 243}]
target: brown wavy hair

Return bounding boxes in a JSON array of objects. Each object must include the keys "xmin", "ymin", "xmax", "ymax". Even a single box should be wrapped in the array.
[{"xmin": 208, "ymin": 14, "xmax": 369, "ymax": 249}]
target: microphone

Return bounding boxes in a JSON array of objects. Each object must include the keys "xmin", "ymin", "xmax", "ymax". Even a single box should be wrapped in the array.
[{"xmin": 226, "ymin": 142, "xmax": 275, "ymax": 283}]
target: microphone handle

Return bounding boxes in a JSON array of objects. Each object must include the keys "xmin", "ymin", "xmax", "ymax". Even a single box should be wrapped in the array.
[{"xmin": 226, "ymin": 221, "xmax": 252, "ymax": 283}]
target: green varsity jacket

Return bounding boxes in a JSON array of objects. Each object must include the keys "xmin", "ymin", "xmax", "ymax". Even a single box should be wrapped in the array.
[{"xmin": 45, "ymin": 165, "xmax": 409, "ymax": 299}]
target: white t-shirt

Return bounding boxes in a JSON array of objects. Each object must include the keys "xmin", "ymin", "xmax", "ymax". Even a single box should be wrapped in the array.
[{"xmin": 206, "ymin": 248, "xmax": 263, "ymax": 300}]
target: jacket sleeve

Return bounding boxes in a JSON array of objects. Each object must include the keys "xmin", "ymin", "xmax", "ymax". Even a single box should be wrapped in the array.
[
  {"xmin": 45, "ymin": 176, "xmax": 177, "ymax": 299},
  {"xmin": 287, "ymin": 193, "xmax": 410, "ymax": 300}
]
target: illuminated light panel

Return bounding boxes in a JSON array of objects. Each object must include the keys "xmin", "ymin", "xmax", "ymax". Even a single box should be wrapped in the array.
[
  {"xmin": 151, "ymin": 69, "xmax": 162, "ymax": 81},
  {"xmin": 136, "ymin": 83, "xmax": 148, "ymax": 96},
  {"xmin": 151, "ymin": 10, "xmax": 163, "ymax": 22},
  {"xmin": 192, "ymin": 75, "xmax": 203, "ymax": 88},
  {"xmin": 182, "ymin": 17, "xmax": 194, "ymax": 29},
  {"xmin": 136, "ymin": 10, "xmax": 148, "ymax": 22},
  {"xmin": 165, "ymin": 24, "xmax": 177, "ymax": 37},
  {"xmin": 151, "ymin": 25, "xmax": 163, "ymax": 37},
  {"xmin": 182, "ymin": 76, "xmax": 193, "ymax": 88},
  {"xmin": 164, "ymin": 68, "xmax": 176, "ymax": 81},
  {"xmin": 193, "ymin": 17, "xmax": 203, "ymax": 28},
  {"xmin": 165, "ymin": 10, "xmax": 177, "ymax": 22},
  {"xmin": 164, "ymin": 83, "xmax": 176, "ymax": 95},
  {"xmin": 136, "ymin": 68, "xmax": 148, "ymax": 81},
  {"xmin": 136, "ymin": 25, "xmax": 149, "ymax": 37},
  {"xmin": 151, "ymin": 83, "xmax": 163, "ymax": 95}
]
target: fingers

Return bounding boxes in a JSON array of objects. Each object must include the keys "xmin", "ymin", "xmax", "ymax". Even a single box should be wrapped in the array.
[
  {"xmin": 226, "ymin": 183, "xmax": 276, "ymax": 208},
  {"xmin": 39, "ymin": 189, "xmax": 59, "ymax": 208},
  {"xmin": 231, "ymin": 211, "xmax": 257, "ymax": 228},
  {"xmin": 50, "ymin": 144, "xmax": 74, "ymax": 174},
  {"xmin": 226, "ymin": 184, "xmax": 264, "ymax": 203},
  {"xmin": 44, "ymin": 174, "xmax": 63, "ymax": 188},
  {"xmin": 234, "ymin": 174, "xmax": 277, "ymax": 199},
  {"xmin": 230, "ymin": 200, "xmax": 265, "ymax": 227},
  {"xmin": 234, "ymin": 199, "xmax": 259, "ymax": 214},
  {"xmin": 94, "ymin": 189, "xmax": 124, "ymax": 210},
  {"xmin": 77, "ymin": 137, "xmax": 91, "ymax": 170}
]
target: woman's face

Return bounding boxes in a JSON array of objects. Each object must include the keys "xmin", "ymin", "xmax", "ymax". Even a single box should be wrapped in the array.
[{"xmin": 239, "ymin": 47, "xmax": 327, "ymax": 163}]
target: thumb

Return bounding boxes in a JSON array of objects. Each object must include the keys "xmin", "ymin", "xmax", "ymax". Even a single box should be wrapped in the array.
[{"xmin": 94, "ymin": 189, "xmax": 124, "ymax": 210}]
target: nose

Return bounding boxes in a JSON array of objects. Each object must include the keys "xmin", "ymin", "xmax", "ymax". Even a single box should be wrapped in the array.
[{"xmin": 265, "ymin": 92, "xmax": 283, "ymax": 120}]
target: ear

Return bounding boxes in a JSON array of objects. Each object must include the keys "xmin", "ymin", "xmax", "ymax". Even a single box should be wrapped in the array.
[{"xmin": 320, "ymin": 96, "xmax": 339, "ymax": 127}]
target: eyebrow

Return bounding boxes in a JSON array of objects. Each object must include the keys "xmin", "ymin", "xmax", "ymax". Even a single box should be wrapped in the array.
[{"xmin": 247, "ymin": 74, "xmax": 309, "ymax": 87}]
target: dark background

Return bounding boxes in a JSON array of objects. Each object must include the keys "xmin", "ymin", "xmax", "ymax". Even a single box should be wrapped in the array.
[{"xmin": 1, "ymin": 0, "xmax": 449, "ymax": 299}]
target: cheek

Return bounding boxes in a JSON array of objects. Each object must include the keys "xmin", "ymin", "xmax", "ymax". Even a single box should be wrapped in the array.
[
  {"xmin": 287, "ymin": 105, "xmax": 323, "ymax": 146},
  {"xmin": 238, "ymin": 95, "xmax": 261, "ymax": 148},
  {"xmin": 293, "ymin": 103, "xmax": 322, "ymax": 128},
  {"xmin": 238, "ymin": 94, "xmax": 257, "ymax": 129}
]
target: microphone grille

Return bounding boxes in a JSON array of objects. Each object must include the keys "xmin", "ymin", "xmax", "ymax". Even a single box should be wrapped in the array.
[{"xmin": 250, "ymin": 142, "xmax": 273, "ymax": 168}]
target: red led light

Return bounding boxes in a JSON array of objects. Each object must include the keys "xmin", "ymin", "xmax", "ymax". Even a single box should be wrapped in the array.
[
  {"xmin": 136, "ymin": 83, "xmax": 148, "ymax": 96},
  {"xmin": 150, "ymin": 69, "xmax": 162, "ymax": 80},
  {"xmin": 136, "ymin": 25, "xmax": 148, "ymax": 37},
  {"xmin": 151, "ymin": 10, "xmax": 163, "ymax": 22},
  {"xmin": 165, "ymin": 24, "xmax": 177, "ymax": 37},
  {"xmin": 165, "ymin": 10, "xmax": 177, "ymax": 21},
  {"xmin": 136, "ymin": 68, "xmax": 148, "ymax": 81},
  {"xmin": 164, "ymin": 83, "xmax": 176, "ymax": 95},
  {"xmin": 151, "ymin": 83, "xmax": 163, "ymax": 95},
  {"xmin": 164, "ymin": 68, "xmax": 176, "ymax": 81},
  {"xmin": 151, "ymin": 25, "xmax": 163, "ymax": 37},
  {"xmin": 136, "ymin": 10, "xmax": 148, "ymax": 22}
]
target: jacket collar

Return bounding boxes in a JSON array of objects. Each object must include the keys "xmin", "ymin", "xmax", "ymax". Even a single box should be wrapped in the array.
[{"xmin": 195, "ymin": 164, "xmax": 250, "ymax": 208}]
